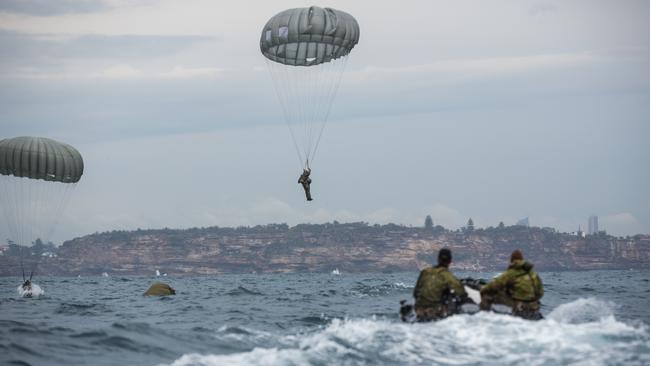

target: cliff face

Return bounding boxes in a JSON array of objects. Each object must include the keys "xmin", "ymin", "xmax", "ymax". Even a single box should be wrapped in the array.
[{"xmin": 1, "ymin": 224, "xmax": 649, "ymax": 276}]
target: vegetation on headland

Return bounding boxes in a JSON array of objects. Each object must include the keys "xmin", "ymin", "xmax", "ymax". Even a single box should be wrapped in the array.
[{"xmin": 1, "ymin": 221, "xmax": 648, "ymax": 276}]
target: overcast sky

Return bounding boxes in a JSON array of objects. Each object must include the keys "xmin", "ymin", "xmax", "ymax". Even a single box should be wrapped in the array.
[{"xmin": 0, "ymin": 0, "xmax": 649, "ymax": 243}]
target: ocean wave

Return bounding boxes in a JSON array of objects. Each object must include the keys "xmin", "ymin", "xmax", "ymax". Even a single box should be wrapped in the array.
[
  {"xmin": 347, "ymin": 282, "xmax": 412, "ymax": 297},
  {"xmin": 55, "ymin": 302, "xmax": 111, "ymax": 316},
  {"xmin": 547, "ymin": 297, "xmax": 617, "ymax": 324},
  {"xmin": 226, "ymin": 286, "xmax": 264, "ymax": 296},
  {"xmin": 166, "ymin": 298, "xmax": 650, "ymax": 366}
]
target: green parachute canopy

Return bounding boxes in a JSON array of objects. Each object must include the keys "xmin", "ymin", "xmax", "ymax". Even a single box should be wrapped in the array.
[
  {"xmin": 260, "ymin": 6, "xmax": 360, "ymax": 169},
  {"xmin": 260, "ymin": 6, "xmax": 360, "ymax": 66},
  {"xmin": 144, "ymin": 282, "xmax": 176, "ymax": 296},
  {"xmin": 0, "ymin": 136, "xmax": 83, "ymax": 262},
  {"xmin": 0, "ymin": 136, "xmax": 84, "ymax": 183}
]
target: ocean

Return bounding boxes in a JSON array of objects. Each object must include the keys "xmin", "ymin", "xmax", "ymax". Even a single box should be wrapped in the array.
[{"xmin": 1, "ymin": 270, "xmax": 649, "ymax": 366}]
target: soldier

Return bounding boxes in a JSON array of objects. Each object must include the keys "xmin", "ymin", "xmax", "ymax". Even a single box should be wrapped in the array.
[
  {"xmin": 480, "ymin": 249, "xmax": 544, "ymax": 320},
  {"xmin": 22, "ymin": 279, "xmax": 32, "ymax": 292},
  {"xmin": 413, "ymin": 248, "xmax": 468, "ymax": 321},
  {"xmin": 298, "ymin": 168, "xmax": 313, "ymax": 201}
]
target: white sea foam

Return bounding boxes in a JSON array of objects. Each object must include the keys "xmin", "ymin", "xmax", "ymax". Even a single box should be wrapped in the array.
[
  {"xmin": 165, "ymin": 298, "xmax": 649, "ymax": 366},
  {"xmin": 547, "ymin": 297, "xmax": 616, "ymax": 324},
  {"xmin": 17, "ymin": 283, "xmax": 44, "ymax": 298}
]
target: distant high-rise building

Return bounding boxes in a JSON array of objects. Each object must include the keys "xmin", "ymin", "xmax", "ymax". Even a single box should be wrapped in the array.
[
  {"xmin": 516, "ymin": 217, "xmax": 529, "ymax": 227},
  {"xmin": 588, "ymin": 215, "xmax": 599, "ymax": 235}
]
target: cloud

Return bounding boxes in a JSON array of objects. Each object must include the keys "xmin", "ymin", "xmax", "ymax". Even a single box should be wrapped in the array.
[
  {"xmin": 99, "ymin": 64, "xmax": 143, "ymax": 78},
  {"xmin": 162, "ymin": 66, "xmax": 224, "ymax": 79},
  {"xmin": 92, "ymin": 65, "xmax": 224, "ymax": 79},
  {"xmin": 0, "ymin": 30, "xmax": 218, "ymax": 78},
  {"xmin": 529, "ymin": 1, "xmax": 559, "ymax": 16},
  {"xmin": 604, "ymin": 212, "xmax": 639, "ymax": 226},
  {"xmin": 0, "ymin": 0, "xmax": 111, "ymax": 16},
  {"xmin": 350, "ymin": 53, "xmax": 598, "ymax": 86},
  {"xmin": 251, "ymin": 198, "xmax": 296, "ymax": 219},
  {"xmin": 4, "ymin": 31, "xmax": 216, "ymax": 59},
  {"xmin": 600, "ymin": 213, "xmax": 644, "ymax": 237},
  {"xmin": 420, "ymin": 204, "xmax": 463, "ymax": 229}
]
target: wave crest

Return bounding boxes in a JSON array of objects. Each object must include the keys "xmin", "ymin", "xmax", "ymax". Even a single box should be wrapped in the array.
[{"xmin": 167, "ymin": 299, "xmax": 650, "ymax": 366}]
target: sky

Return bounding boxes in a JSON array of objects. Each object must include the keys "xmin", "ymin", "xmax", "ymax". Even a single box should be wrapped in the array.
[{"xmin": 0, "ymin": 0, "xmax": 649, "ymax": 244}]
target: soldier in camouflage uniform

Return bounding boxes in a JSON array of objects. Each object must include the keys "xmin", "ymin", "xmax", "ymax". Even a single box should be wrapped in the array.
[
  {"xmin": 298, "ymin": 168, "xmax": 313, "ymax": 201},
  {"xmin": 413, "ymin": 248, "xmax": 468, "ymax": 322},
  {"xmin": 480, "ymin": 250, "xmax": 544, "ymax": 320}
]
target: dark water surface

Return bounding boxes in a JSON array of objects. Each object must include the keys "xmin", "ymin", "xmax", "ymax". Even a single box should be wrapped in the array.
[{"xmin": 1, "ymin": 270, "xmax": 649, "ymax": 365}]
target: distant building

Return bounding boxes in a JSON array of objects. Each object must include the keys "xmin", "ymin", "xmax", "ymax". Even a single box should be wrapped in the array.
[
  {"xmin": 466, "ymin": 218, "xmax": 474, "ymax": 232},
  {"xmin": 516, "ymin": 217, "xmax": 529, "ymax": 227},
  {"xmin": 588, "ymin": 215, "xmax": 599, "ymax": 235},
  {"xmin": 424, "ymin": 215, "xmax": 433, "ymax": 229},
  {"xmin": 575, "ymin": 226, "xmax": 586, "ymax": 238}
]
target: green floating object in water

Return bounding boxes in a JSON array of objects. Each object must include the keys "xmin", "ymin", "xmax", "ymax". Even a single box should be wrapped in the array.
[{"xmin": 144, "ymin": 282, "xmax": 176, "ymax": 296}]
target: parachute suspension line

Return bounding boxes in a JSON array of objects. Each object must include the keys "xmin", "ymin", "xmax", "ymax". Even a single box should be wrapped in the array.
[
  {"xmin": 0, "ymin": 175, "xmax": 79, "ymax": 278},
  {"xmin": 309, "ymin": 55, "xmax": 350, "ymax": 166},
  {"xmin": 0, "ymin": 176, "xmax": 26, "ymax": 277},
  {"xmin": 266, "ymin": 59, "xmax": 305, "ymax": 168},
  {"xmin": 266, "ymin": 55, "xmax": 350, "ymax": 169},
  {"xmin": 280, "ymin": 60, "xmax": 308, "ymax": 167},
  {"xmin": 290, "ymin": 61, "xmax": 310, "ymax": 166},
  {"xmin": 30, "ymin": 181, "xmax": 78, "ymax": 278},
  {"xmin": 305, "ymin": 59, "xmax": 331, "ymax": 164}
]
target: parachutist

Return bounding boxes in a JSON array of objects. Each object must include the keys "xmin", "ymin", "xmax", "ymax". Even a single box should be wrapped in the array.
[
  {"xmin": 261, "ymin": 8, "xmax": 358, "ymax": 185},
  {"xmin": 298, "ymin": 168, "xmax": 313, "ymax": 201}
]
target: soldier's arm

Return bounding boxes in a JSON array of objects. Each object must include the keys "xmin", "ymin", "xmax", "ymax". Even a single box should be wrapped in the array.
[
  {"xmin": 480, "ymin": 272, "xmax": 511, "ymax": 296},
  {"xmin": 536, "ymin": 274, "xmax": 544, "ymax": 299},
  {"xmin": 413, "ymin": 271, "xmax": 424, "ymax": 299},
  {"xmin": 446, "ymin": 272, "xmax": 466, "ymax": 297}
]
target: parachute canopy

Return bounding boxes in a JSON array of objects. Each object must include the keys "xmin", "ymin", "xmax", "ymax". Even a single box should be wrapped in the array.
[
  {"xmin": 0, "ymin": 136, "xmax": 83, "ymax": 259},
  {"xmin": 260, "ymin": 6, "xmax": 360, "ymax": 66},
  {"xmin": 0, "ymin": 136, "xmax": 84, "ymax": 183},
  {"xmin": 260, "ymin": 7, "xmax": 359, "ymax": 168},
  {"xmin": 144, "ymin": 282, "xmax": 176, "ymax": 296}
]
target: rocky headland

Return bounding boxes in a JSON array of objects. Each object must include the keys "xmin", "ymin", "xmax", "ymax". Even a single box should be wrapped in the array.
[{"xmin": 1, "ymin": 223, "xmax": 648, "ymax": 276}]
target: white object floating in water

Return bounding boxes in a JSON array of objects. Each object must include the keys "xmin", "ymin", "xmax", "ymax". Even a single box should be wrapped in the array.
[
  {"xmin": 102, "ymin": 272, "xmax": 109, "ymax": 277},
  {"xmin": 331, "ymin": 268, "xmax": 341, "ymax": 275},
  {"xmin": 156, "ymin": 270, "xmax": 161, "ymax": 277},
  {"xmin": 17, "ymin": 284, "xmax": 44, "ymax": 298},
  {"xmin": 464, "ymin": 286, "xmax": 481, "ymax": 305}
]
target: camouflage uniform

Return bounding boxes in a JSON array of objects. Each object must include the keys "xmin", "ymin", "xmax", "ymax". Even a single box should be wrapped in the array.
[
  {"xmin": 413, "ymin": 266, "xmax": 467, "ymax": 321},
  {"xmin": 298, "ymin": 169, "xmax": 313, "ymax": 201},
  {"xmin": 480, "ymin": 259, "xmax": 544, "ymax": 320}
]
